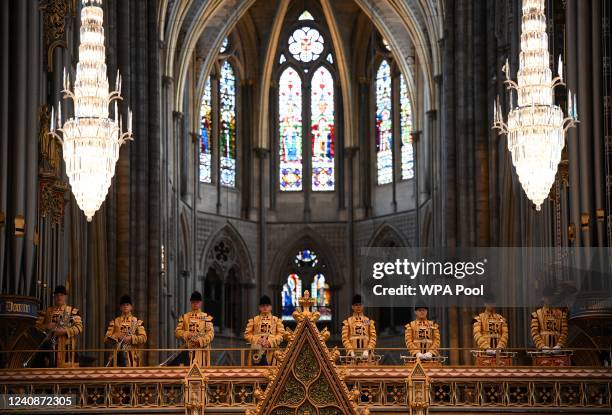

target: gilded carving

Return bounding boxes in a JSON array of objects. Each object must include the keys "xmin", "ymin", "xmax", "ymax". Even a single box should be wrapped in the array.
[
  {"xmin": 320, "ymin": 407, "xmax": 342, "ymax": 415},
  {"xmin": 297, "ymin": 401, "xmax": 317, "ymax": 414},
  {"xmin": 39, "ymin": 105, "xmax": 68, "ymax": 226},
  {"xmin": 310, "ymin": 378, "xmax": 338, "ymax": 406},
  {"xmin": 41, "ymin": 0, "xmax": 74, "ymax": 72},
  {"xmin": 248, "ymin": 293, "xmax": 362, "ymax": 415},
  {"xmin": 294, "ymin": 344, "xmax": 319, "ymax": 384},
  {"xmin": 277, "ymin": 375, "xmax": 305, "ymax": 406}
]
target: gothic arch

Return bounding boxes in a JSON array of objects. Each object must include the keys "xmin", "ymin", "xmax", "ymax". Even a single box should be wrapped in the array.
[
  {"xmin": 368, "ymin": 222, "xmax": 409, "ymax": 247},
  {"xmin": 269, "ymin": 228, "xmax": 344, "ymax": 290},
  {"xmin": 163, "ymin": 0, "xmax": 442, "ymax": 146},
  {"xmin": 199, "ymin": 223, "xmax": 254, "ymax": 284}
]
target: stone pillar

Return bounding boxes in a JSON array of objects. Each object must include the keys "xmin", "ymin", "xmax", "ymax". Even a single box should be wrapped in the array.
[
  {"xmin": 254, "ymin": 148, "xmax": 269, "ymax": 298},
  {"xmin": 577, "ymin": 0, "xmax": 593, "ymax": 246},
  {"xmin": 566, "ymin": 0, "xmax": 581, "ymax": 247},
  {"xmin": 0, "ymin": 0, "xmax": 8, "ymax": 291},
  {"xmin": 591, "ymin": 0, "xmax": 605, "ymax": 247},
  {"xmin": 412, "ymin": 131, "xmax": 421, "ymax": 246}
]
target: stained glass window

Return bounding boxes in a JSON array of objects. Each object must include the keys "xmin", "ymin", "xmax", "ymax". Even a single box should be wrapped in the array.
[
  {"xmin": 220, "ymin": 61, "xmax": 236, "ymax": 187},
  {"xmin": 199, "ymin": 77, "xmax": 213, "ymax": 183},
  {"xmin": 294, "ymin": 249, "xmax": 318, "ymax": 267},
  {"xmin": 299, "ymin": 10, "xmax": 314, "ymax": 21},
  {"xmin": 311, "ymin": 274, "xmax": 331, "ymax": 321},
  {"xmin": 311, "ymin": 67, "xmax": 335, "ymax": 191},
  {"xmin": 282, "ymin": 273, "xmax": 302, "ymax": 321},
  {"xmin": 400, "ymin": 74, "xmax": 414, "ymax": 180},
  {"xmin": 220, "ymin": 37, "xmax": 228, "ymax": 53},
  {"xmin": 288, "ymin": 27, "xmax": 324, "ymax": 63},
  {"xmin": 376, "ymin": 60, "xmax": 393, "ymax": 185},
  {"xmin": 279, "ymin": 67, "xmax": 303, "ymax": 191},
  {"xmin": 281, "ymin": 250, "xmax": 331, "ymax": 321}
]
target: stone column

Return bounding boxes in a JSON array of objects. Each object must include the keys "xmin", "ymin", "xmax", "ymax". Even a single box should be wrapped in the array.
[
  {"xmin": 591, "ymin": 0, "xmax": 605, "ymax": 247},
  {"xmin": 577, "ymin": 0, "xmax": 593, "ymax": 246},
  {"xmin": 0, "ymin": 0, "xmax": 9, "ymax": 291},
  {"xmin": 566, "ymin": 0, "xmax": 581, "ymax": 247}
]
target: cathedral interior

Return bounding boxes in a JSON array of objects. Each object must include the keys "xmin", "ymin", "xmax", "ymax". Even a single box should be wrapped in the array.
[{"xmin": 0, "ymin": 0, "xmax": 612, "ymax": 413}]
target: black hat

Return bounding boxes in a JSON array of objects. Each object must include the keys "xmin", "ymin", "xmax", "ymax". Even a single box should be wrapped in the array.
[
  {"xmin": 190, "ymin": 291, "xmax": 203, "ymax": 302},
  {"xmin": 259, "ymin": 295, "xmax": 272, "ymax": 306},
  {"xmin": 53, "ymin": 285, "xmax": 67, "ymax": 295},
  {"xmin": 119, "ymin": 295, "xmax": 132, "ymax": 305},
  {"xmin": 414, "ymin": 305, "xmax": 429, "ymax": 311},
  {"xmin": 352, "ymin": 294, "xmax": 362, "ymax": 305}
]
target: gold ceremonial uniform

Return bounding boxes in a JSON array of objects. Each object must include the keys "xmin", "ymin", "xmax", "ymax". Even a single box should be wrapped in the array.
[
  {"xmin": 473, "ymin": 311, "xmax": 508, "ymax": 349},
  {"xmin": 342, "ymin": 313, "xmax": 377, "ymax": 353},
  {"xmin": 530, "ymin": 306, "xmax": 568, "ymax": 349},
  {"xmin": 105, "ymin": 313, "xmax": 147, "ymax": 367},
  {"xmin": 405, "ymin": 319, "xmax": 440, "ymax": 356},
  {"xmin": 175, "ymin": 311, "xmax": 214, "ymax": 366},
  {"xmin": 35, "ymin": 304, "xmax": 83, "ymax": 367},
  {"xmin": 244, "ymin": 312, "xmax": 285, "ymax": 365}
]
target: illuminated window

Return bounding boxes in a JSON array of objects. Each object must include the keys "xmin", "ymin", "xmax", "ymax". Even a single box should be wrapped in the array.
[
  {"xmin": 282, "ymin": 273, "xmax": 302, "ymax": 321},
  {"xmin": 220, "ymin": 37, "xmax": 228, "ymax": 53},
  {"xmin": 288, "ymin": 27, "xmax": 325, "ymax": 63},
  {"xmin": 219, "ymin": 61, "xmax": 236, "ymax": 188},
  {"xmin": 376, "ymin": 60, "xmax": 393, "ymax": 185},
  {"xmin": 277, "ymin": 11, "xmax": 337, "ymax": 193},
  {"xmin": 281, "ymin": 249, "xmax": 331, "ymax": 321},
  {"xmin": 199, "ymin": 77, "xmax": 212, "ymax": 183},
  {"xmin": 400, "ymin": 74, "xmax": 414, "ymax": 180},
  {"xmin": 311, "ymin": 273, "xmax": 331, "ymax": 321},
  {"xmin": 310, "ymin": 67, "xmax": 335, "ymax": 191},
  {"xmin": 279, "ymin": 67, "xmax": 303, "ymax": 191}
]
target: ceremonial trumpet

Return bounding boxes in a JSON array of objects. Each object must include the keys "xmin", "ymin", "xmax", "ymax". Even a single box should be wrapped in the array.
[
  {"xmin": 252, "ymin": 335, "xmax": 269, "ymax": 364},
  {"xmin": 252, "ymin": 343, "xmax": 264, "ymax": 364}
]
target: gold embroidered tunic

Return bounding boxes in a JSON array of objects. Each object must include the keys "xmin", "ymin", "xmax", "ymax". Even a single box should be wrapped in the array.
[
  {"xmin": 341, "ymin": 313, "xmax": 377, "ymax": 353},
  {"xmin": 175, "ymin": 311, "xmax": 214, "ymax": 366},
  {"xmin": 105, "ymin": 313, "xmax": 147, "ymax": 367},
  {"xmin": 530, "ymin": 306, "xmax": 568, "ymax": 349},
  {"xmin": 35, "ymin": 304, "xmax": 83, "ymax": 367},
  {"xmin": 244, "ymin": 312, "xmax": 285, "ymax": 365},
  {"xmin": 473, "ymin": 311, "xmax": 508, "ymax": 349},
  {"xmin": 405, "ymin": 319, "xmax": 440, "ymax": 356}
]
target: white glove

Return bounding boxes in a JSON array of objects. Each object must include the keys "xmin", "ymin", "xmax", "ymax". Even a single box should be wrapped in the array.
[
  {"xmin": 347, "ymin": 350, "xmax": 355, "ymax": 357},
  {"xmin": 486, "ymin": 349, "xmax": 496, "ymax": 355},
  {"xmin": 362, "ymin": 350, "xmax": 369, "ymax": 359},
  {"xmin": 424, "ymin": 352, "xmax": 433, "ymax": 359},
  {"xmin": 553, "ymin": 345, "xmax": 561, "ymax": 349},
  {"xmin": 416, "ymin": 352, "xmax": 425, "ymax": 359}
]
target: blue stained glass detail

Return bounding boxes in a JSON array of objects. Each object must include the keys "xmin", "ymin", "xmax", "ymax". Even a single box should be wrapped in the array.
[
  {"xmin": 376, "ymin": 60, "xmax": 393, "ymax": 185},
  {"xmin": 200, "ymin": 77, "xmax": 212, "ymax": 183},
  {"xmin": 220, "ymin": 61, "xmax": 236, "ymax": 188}
]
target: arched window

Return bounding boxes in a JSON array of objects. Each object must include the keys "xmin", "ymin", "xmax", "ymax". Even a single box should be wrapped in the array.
[
  {"xmin": 400, "ymin": 74, "xmax": 414, "ymax": 180},
  {"xmin": 279, "ymin": 67, "xmax": 303, "ymax": 191},
  {"xmin": 376, "ymin": 60, "xmax": 393, "ymax": 185},
  {"xmin": 200, "ymin": 78, "xmax": 213, "ymax": 183},
  {"xmin": 311, "ymin": 67, "xmax": 335, "ymax": 191},
  {"xmin": 281, "ymin": 248, "xmax": 331, "ymax": 321},
  {"xmin": 373, "ymin": 46, "xmax": 415, "ymax": 184},
  {"xmin": 199, "ymin": 38, "xmax": 238, "ymax": 188},
  {"xmin": 277, "ymin": 10, "xmax": 337, "ymax": 192},
  {"xmin": 220, "ymin": 61, "xmax": 237, "ymax": 187}
]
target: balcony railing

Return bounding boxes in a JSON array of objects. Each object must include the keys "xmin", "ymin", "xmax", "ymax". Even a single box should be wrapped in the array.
[{"xmin": 0, "ymin": 348, "xmax": 610, "ymax": 413}]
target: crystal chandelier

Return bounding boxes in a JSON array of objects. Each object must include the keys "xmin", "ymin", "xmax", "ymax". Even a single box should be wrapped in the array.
[
  {"xmin": 49, "ymin": 0, "xmax": 132, "ymax": 222},
  {"xmin": 493, "ymin": 0, "xmax": 577, "ymax": 211}
]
